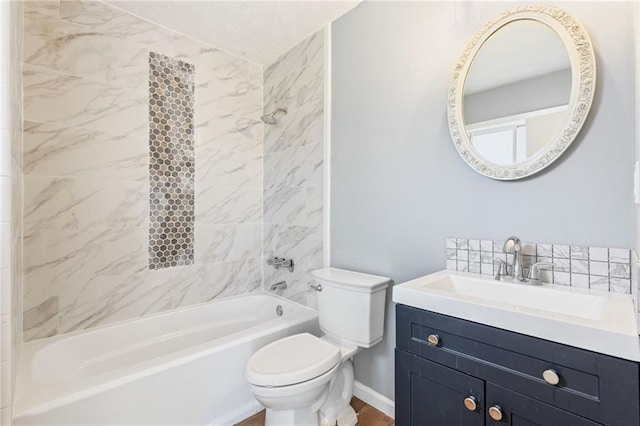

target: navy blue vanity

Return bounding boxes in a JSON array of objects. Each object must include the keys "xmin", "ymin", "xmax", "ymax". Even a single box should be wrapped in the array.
[{"xmin": 395, "ymin": 304, "xmax": 640, "ymax": 425}]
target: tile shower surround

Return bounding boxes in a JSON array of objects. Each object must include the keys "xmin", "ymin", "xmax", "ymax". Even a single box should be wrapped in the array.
[
  {"xmin": 148, "ymin": 52, "xmax": 195, "ymax": 269},
  {"xmin": 21, "ymin": 0, "xmax": 325, "ymax": 340},
  {"xmin": 262, "ymin": 30, "xmax": 325, "ymax": 309},
  {"xmin": 22, "ymin": 0, "xmax": 263, "ymax": 340},
  {"xmin": 446, "ymin": 238, "xmax": 632, "ymax": 293}
]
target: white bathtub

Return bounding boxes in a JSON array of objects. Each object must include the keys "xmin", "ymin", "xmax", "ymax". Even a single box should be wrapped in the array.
[{"xmin": 14, "ymin": 294, "xmax": 319, "ymax": 425}]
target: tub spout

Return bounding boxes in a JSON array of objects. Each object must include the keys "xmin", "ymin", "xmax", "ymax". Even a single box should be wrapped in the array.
[{"xmin": 269, "ymin": 281, "xmax": 287, "ymax": 292}]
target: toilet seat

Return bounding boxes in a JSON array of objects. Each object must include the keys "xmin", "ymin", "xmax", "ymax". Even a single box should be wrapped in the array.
[{"xmin": 246, "ymin": 333, "xmax": 341, "ymax": 387}]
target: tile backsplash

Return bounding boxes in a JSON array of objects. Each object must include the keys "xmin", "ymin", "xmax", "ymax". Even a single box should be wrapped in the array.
[{"xmin": 446, "ymin": 238, "xmax": 632, "ymax": 294}]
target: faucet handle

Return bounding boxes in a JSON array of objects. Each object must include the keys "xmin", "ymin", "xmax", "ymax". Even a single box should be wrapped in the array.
[
  {"xmin": 486, "ymin": 256, "xmax": 507, "ymax": 281},
  {"xmin": 266, "ymin": 256, "xmax": 294, "ymax": 272},
  {"xmin": 530, "ymin": 262, "xmax": 556, "ymax": 285}
]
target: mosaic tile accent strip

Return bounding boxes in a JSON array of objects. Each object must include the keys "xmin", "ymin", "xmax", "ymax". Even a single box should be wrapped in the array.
[
  {"xmin": 446, "ymin": 238, "xmax": 632, "ymax": 294},
  {"xmin": 148, "ymin": 51, "xmax": 195, "ymax": 269}
]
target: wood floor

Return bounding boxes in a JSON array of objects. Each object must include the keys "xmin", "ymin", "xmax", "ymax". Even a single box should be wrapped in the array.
[{"xmin": 235, "ymin": 397, "xmax": 394, "ymax": 426}]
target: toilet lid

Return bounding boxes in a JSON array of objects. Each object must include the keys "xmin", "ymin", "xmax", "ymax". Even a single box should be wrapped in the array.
[{"xmin": 246, "ymin": 333, "xmax": 341, "ymax": 387}]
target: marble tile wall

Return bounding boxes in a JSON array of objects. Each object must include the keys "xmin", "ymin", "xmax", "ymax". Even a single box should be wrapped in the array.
[
  {"xmin": 263, "ymin": 30, "xmax": 325, "ymax": 309},
  {"xmin": 446, "ymin": 238, "xmax": 633, "ymax": 293},
  {"xmin": 22, "ymin": 0, "xmax": 262, "ymax": 341},
  {"xmin": 1, "ymin": 0, "xmax": 24, "ymax": 422}
]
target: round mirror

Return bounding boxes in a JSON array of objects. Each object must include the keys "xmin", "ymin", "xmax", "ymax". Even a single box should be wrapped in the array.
[
  {"xmin": 448, "ymin": 5, "xmax": 596, "ymax": 180},
  {"xmin": 464, "ymin": 20, "xmax": 571, "ymax": 166}
]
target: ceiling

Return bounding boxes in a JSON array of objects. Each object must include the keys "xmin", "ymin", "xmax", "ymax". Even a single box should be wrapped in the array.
[{"xmin": 106, "ymin": 1, "xmax": 361, "ymax": 65}]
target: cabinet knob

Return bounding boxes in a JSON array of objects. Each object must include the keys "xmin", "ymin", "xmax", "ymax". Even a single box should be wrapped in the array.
[
  {"xmin": 427, "ymin": 334, "xmax": 440, "ymax": 346},
  {"xmin": 488, "ymin": 405, "xmax": 503, "ymax": 421},
  {"xmin": 463, "ymin": 396, "xmax": 477, "ymax": 411},
  {"xmin": 543, "ymin": 369, "xmax": 560, "ymax": 386}
]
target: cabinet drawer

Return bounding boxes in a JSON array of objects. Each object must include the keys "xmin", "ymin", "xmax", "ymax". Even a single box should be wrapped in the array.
[{"xmin": 397, "ymin": 304, "xmax": 639, "ymax": 426}]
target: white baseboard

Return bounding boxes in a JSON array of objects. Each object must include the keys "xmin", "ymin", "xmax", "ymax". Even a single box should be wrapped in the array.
[
  {"xmin": 218, "ymin": 401, "xmax": 264, "ymax": 426},
  {"xmin": 353, "ymin": 381, "xmax": 395, "ymax": 419}
]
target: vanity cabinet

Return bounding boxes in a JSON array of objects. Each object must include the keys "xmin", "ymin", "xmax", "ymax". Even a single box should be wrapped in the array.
[{"xmin": 395, "ymin": 305, "xmax": 640, "ymax": 426}]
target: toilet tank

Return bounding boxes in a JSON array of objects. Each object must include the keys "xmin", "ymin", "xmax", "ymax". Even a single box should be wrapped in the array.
[{"xmin": 311, "ymin": 268, "xmax": 391, "ymax": 348}]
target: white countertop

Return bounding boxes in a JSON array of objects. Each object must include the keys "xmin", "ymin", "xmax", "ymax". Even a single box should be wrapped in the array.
[{"xmin": 393, "ymin": 270, "xmax": 640, "ymax": 361}]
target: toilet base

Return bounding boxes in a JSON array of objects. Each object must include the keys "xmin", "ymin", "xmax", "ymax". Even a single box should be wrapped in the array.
[
  {"xmin": 319, "ymin": 359, "xmax": 357, "ymax": 426},
  {"xmin": 265, "ymin": 408, "xmax": 318, "ymax": 426},
  {"xmin": 334, "ymin": 405, "xmax": 358, "ymax": 426}
]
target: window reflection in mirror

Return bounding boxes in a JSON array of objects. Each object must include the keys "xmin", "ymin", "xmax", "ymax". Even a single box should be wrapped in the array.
[{"xmin": 463, "ymin": 19, "xmax": 571, "ymax": 166}]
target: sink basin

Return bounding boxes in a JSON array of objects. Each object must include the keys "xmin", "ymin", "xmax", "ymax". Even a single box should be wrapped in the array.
[
  {"xmin": 425, "ymin": 273, "xmax": 605, "ymax": 320},
  {"xmin": 393, "ymin": 270, "xmax": 640, "ymax": 361}
]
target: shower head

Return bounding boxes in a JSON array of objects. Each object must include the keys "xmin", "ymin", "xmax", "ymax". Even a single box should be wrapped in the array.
[
  {"xmin": 261, "ymin": 107, "xmax": 288, "ymax": 125},
  {"xmin": 261, "ymin": 114, "xmax": 277, "ymax": 125}
]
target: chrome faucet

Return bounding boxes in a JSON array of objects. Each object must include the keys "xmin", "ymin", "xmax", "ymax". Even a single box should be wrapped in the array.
[
  {"xmin": 486, "ymin": 237, "xmax": 557, "ymax": 285},
  {"xmin": 269, "ymin": 281, "xmax": 288, "ymax": 291},
  {"xmin": 503, "ymin": 236, "xmax": 526, "ymax": 282}
]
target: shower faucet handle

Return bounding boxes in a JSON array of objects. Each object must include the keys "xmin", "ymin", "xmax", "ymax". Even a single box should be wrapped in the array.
[{"xmin": 266, "ymin": 257, "xmax": 295, "ymax": 272}]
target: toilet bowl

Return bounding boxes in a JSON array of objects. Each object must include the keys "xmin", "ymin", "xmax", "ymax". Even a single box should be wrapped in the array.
[
  {"xmin": 246, "ymin": 333, "xmax": 352, "ymax": 426},
  {"xmin": 246, "ymin": 333, "xmax": 359, "ymax": 426},
  {"xmin": 245, "ymin": 268, "xmax": 391, "ymax": 426}
]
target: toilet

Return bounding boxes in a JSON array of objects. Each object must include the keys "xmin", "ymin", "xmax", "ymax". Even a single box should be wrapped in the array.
[{"xmin": 245, "ymin": 268, "xmax": 390, "ymax": 426}]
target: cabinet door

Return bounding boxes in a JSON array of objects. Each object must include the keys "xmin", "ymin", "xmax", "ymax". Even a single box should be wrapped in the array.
[
  {"xmin": 486, "ymin": 383, "xmax": 602, "ymax": 426},
  {"xmin": 395, "ymin": 349, "xmax": 484, "ymax": 426}
]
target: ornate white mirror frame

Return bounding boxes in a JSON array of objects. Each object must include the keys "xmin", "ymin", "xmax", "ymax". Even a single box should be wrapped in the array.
[{"xmin": 447, "ymin": 4, "xmax": 596, "ymax": 180}]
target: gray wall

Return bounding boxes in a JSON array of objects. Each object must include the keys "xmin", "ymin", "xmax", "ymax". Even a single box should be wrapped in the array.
[{"xmin": 330, "ymin": 2, "xmax": 635, "ymax": 400}]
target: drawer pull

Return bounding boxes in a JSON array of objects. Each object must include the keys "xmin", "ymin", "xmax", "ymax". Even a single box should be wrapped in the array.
[
  {"xmin": 488, "ymin": 405, "xmax": 503, "ymax": 421},
  {"xmin": 463, "ymin": 396, "xmax": 477, "ymax": 411},
  {"xmin": 543, "ymin": 369, "xmax": 560, "ymax": 386},
  {"xmin": 427, "ymin": 334, "xmax": 440, "ymax": 346}
]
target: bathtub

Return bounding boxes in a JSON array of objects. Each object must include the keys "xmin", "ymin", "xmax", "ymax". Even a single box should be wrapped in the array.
[{"xmin": 14, "ymin": 294, "xmax": 319, "ymax": 425}]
